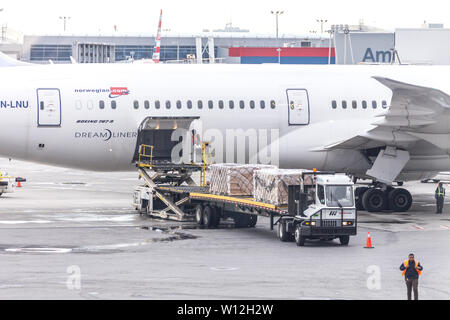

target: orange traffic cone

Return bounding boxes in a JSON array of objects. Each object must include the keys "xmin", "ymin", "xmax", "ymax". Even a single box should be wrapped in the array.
[
  {"xmin": 17, "ymin": 181, "xmax": 21, "ymax": 188},
  {"xmin": 364, "ymin": 232, "xmax": 374, "ymax": 249}
]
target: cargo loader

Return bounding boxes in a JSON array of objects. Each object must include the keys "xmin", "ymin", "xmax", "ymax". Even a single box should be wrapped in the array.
[{"xmin": 132, "ymin": 144, "xmax": 357, "ymax": 246}]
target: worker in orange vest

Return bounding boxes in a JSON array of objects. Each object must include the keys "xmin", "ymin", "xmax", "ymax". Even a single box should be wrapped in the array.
[{"xmin": 399, "ymin": 253, "xmax": 423, "ymax": 300}]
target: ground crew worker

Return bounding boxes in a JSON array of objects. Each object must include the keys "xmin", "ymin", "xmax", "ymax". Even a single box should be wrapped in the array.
[
  {"xmin": 399, "ymin": 253, "xmax": 423, "ymax": 300},
  {"xmin": 435, "ymin": 182, "xmax": 446, "ymax": 214}
]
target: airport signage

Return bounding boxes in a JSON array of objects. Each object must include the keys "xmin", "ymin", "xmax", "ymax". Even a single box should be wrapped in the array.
[{"xmin": 362, "ymin": 48, "xmax": 392, "ymax": 63}]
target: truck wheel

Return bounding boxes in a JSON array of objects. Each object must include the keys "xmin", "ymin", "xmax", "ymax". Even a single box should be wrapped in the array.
[
  {"xmin": 362, "ymin": 188, "xmax": 387, "ymax": 212},
  {"xmin": 195, "ymin": 205, "xmax": 203, "ymax": 225},
  {"xmin": 355, "ymin": 187, "xmax": 368, "ymax": 210},
  {"xmin": 249, "ymin": 215, "xmax": 258, "ymax": 228},
  {"xmin": 202, "ymin": 206, "xmax": 217, "ymax": 228},
  {"xmin": 388, "ymin": 188, "xmax": 412, "ymax": 212},
  {"xmin": 277, "ymin": 221, "xmax": 292, "ymax": 242},
  {"xmin": 139, "ymin": 199, "xmax": 148, "ymax": 215},
  {"xmin": 234, "ymin": 214, "xmax": 251, "ymax": 228},
  {"xmin": 295, "ymin": 225, "xmax": 306, "ymax": 246},
  {"xmin": 339, "ymin": 235, "xmax": 350, "ymax": 246}
]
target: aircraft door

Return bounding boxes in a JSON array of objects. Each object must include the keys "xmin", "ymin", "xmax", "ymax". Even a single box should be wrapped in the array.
[
  {"xmin": 287, "ymin": 89, "xmax": 310, "ymax": 125},
  {"xmin": 37, "ymin": 88, "xmax": 61, "ymax": 127}
]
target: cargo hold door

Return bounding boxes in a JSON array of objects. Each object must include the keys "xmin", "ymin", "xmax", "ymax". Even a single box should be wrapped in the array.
[
  {"xmin": 37, "ymin": 88, "xmax": 61, "ymax": 127},
  {"xmin": 287, "ymin": 89, "xmax": 310, "ymax": 125}
]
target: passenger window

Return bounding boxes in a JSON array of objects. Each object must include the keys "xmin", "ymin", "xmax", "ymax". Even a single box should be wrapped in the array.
[
  {"xmin": 372, "ymin": 101, "xmax": 377, "ymax": 109},
  {"xmin": 239, "ymin": 100, "xmax": 245, "ymax": 109},
  {"xmin": 250, "ymin": 100, "xmax": 255, "ymax": 109},
  {"xmin": 99, "ymin": 100, "xmax": 105, "ymax": 109},
  {"xmin": 165, "ymin": 100, "xmax": 171, "ymax": 109},
  {"xmin": 133, "ymin": 100, "xmax": 139, "ymax": 109},
  {"xmin": 352, "ymin": 100, "xmax": 357, "ymax": 109},
  {"xmin": 332, "ymin": 100, "xmax": 337, "ymax": 109},
  {"xmin": 87, "ymin": 100, "xmax": 94, "ymax": 110},
  {"xmin": 176, "ymin": 100, "xmax": 182, "ymax": 109},
  {"xmin": 229, "ymin": 100, "xmax": 234, "ymax": 109},
  {"xmin": 382, "ymin": 100, "xmax": 388, "ymax": 108},
  {"xmin": 260, "ymin": 101, "xmax": 265, "ymax": 109},
  {"xmin": 187, "ymin": 100, "xmax": 192, "ymax": 109},
  {"xmin": 219, "ymin": 100, "xmax": 224, "ymax": 109},
  {"xmin": 270, "ymin": 100, "xmax": 276, "ymax": 109},
  {"xmin": 342, "ymin": 101, "xmax": 347, "ymax": 109},
  {"xmin": 197, "ymin": 100, "xmax": 203, "ymax": 109},
  {"xmin": 75, "ymin": 100, "xmax": 82, "ymax": 110},
  {"xmin": 111, "ymin": 100, "xmax": 117, "ymax": 109},
  {"xmin": 362, "ymin": 100, "xmax": 367, "ymax": 109},
  {"xmin": 155, "ymin": 100, "xmax": 160, "ymax": 109},
  {"xmin": 208, "ymin": 100, "xmax": 213, "ymax": 109},
  {"xmin": 144, "ymin": 100, "xmax": 150, "ymax": 109}
]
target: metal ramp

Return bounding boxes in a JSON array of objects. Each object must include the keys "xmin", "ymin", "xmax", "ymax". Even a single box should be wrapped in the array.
[{"xmin": 135, "ymin": 143, "xmax": 211, "ymax": 221}]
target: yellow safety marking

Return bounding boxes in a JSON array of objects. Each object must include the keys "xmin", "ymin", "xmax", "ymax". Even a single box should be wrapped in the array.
[{"xmin": 189, "ymin": 192, "xmax": 278, "ymax": 210}]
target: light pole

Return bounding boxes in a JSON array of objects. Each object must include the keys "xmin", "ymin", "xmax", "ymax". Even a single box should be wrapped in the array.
[
  {"xmin": 316, "ymin": 19, "xmax": 328, "ymax": 33},
  {"xmin": 59, "ymin": 16, "xmax": 71, "ymax": 32},
  {"xmin": 271, "ymin": 11, "xmax": 284, "ymax": 38}
]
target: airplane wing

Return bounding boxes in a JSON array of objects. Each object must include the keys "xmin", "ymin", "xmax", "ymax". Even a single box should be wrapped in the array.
[{"xmin": 322, "ymin": 76, "xmax": 450, "ymax": 151}]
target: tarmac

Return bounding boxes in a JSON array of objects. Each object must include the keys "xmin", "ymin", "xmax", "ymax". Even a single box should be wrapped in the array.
[{"xmin": 0, "ymin": 158, "xmax": 449, "ymax": 300}]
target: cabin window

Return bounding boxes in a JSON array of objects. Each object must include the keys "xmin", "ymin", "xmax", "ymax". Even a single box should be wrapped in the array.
[
  {"xmin": 382, "ymin": 100, "xmax": 388, "ymax": 108},
  {"xmin": 219, "ymin": 100, "xmax": 224, "ymax": 109},
  {"xmin": 229, "ymin": 100, "xmax": 234, "ymax": 109},
  {"xmin": 250, "ymin": 100, "xmax": 255, "ymax": 109},
  {"xmin": 270, "ymin": 100, "xmax": 276, "ymax": 109},
  {"xmin": 239, "ymin": 100, "xmax": 245, "ymax": 109},
  {"xmin": 111, "ymin": 100, "xmax": 117, "ymax": 109},
  {"xmin": 260, "ymin": 101, "xmax": 265, "ymax": 109},
  {"xmin": 197, "ymin": 100, "xmax": 203, "ymax": 109},
  {"xmin": 372, "ymin": 100, "xmax": 377, "ymax": 109},
  {"xmin": 87, "ymin": 100, "xmax": 94, "ymax": 110},
  {"xmin": 155, "ymin": 100, "xmax": 160, "ymax": 109},
  {"xmin": 99, "ymin": 100, "xmax": 105, "ymax": 109},
  {"xmin": 352, "ymin": 100, "xmax": 357, "ymax": 109},
  {"xmin": 332, "ymin": 100, "xmax": 337, "ymax": 109},
  {"xmin": 176, "ymin": 100, "xmax": 182, "ymax": 109},
  {"xmin": 133, "ymin": 100, "xmax": 139, "ymax": 109},
  {"xmin": 208, "ymin": 100, "xmax": 214, "ymax": 109},
  {"xmin": 166, "ymin": 100, "xmax": 171, "ymax": 109},
  {"xmin": 144, "ymin": 100, "xmax": 150, "ymax": 109},
  {"xmin": 342, "ymin": 101, "xmax": 347, "ymax": 109},
  {"xmin": 187, "ymin": 100, "xmax": 192, "ymax": 109},
  {"xmin": 362, "ymin": 100, "xmax": 367, "ymax": 109}
]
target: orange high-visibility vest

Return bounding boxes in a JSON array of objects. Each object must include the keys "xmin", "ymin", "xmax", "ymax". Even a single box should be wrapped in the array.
[{"xmin": 402, "ymin": 259, "xmax": 422, "ymax": 276}]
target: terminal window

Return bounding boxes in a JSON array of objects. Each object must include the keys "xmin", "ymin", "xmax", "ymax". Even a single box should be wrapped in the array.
[{"xmin": 30, "ymin": 45, "xmax": 72, "ymax": 62}]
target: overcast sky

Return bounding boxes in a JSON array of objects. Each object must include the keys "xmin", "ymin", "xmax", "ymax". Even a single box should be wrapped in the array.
[{"xmin": 1, "ymin": 0, "xmax": 449, "ymax": 35}]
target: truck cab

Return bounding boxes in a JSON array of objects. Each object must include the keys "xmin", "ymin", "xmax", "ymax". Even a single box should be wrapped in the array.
[{"xmin": 278, "ymin": 173, "xmax": 357, "ymax": 246}]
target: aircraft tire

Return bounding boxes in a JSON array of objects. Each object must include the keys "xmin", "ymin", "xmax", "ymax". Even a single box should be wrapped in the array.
[
  {"xmin": 388, "ymin": 188, "xmax": 412, "ymax": 212},
  {"xmin": 362, "ymin": 188, "xmax": 387, "ymax": 212},
  {"xmin": 355, "ymin": 187, "xmax": 368, "ymax": 210}
]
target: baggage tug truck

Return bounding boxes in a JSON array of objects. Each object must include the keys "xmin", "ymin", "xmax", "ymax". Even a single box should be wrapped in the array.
[{"xmin": 132, "ymin": 145, "xmax": 357, "ymax": 246}]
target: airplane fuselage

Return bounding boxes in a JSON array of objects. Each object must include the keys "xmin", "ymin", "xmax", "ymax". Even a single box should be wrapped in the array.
[{"xmin": 1, "ymin": 63, "xmax": 449, "ymax": 181}]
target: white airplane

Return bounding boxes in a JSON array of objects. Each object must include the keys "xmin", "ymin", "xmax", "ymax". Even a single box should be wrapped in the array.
[{"xmin": 0, "ymin": 63, "xmax": 448, "ymax": 213}]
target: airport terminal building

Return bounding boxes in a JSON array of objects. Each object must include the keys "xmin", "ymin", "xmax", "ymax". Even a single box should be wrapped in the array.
[{"xmin": 2, "ymin": 22, "xmax": 450, "ymax": 65}]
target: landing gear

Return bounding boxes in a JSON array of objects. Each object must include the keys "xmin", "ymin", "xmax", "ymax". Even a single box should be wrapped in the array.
[
  {"xmin": 387, "ymin": 188, "xmax": 412, "ymax": 212},
  {"xmin": 357, "ymin": 185, "xmax": 412, "ymax": 213},
  {"xmin": 362, "ymin": 188, "xmax": 387, "ymax": 212}
]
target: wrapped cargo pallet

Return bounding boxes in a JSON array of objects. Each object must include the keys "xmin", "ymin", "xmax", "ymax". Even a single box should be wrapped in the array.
[
  {"xmin": 253, "ymin": 169, "xmax": 302, "ymax": 206},
  {"xmin": 210, "ymin": 163, "xmax": 276, "ymax": 196}
]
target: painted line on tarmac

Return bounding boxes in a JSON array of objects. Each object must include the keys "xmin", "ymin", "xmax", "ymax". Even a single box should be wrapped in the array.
[
  {"xmin": 411, "ymin": 225, "xmax": 425, "ymax": 230},
  {"xmin": 440, "ymin": 225, "xmax": 450, "ymax": 230}
]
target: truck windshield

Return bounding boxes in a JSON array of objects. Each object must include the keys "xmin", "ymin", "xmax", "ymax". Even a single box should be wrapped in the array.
[{"xmin": 326, "ymin": 185, "xmax": 354, "ymax": 208}]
